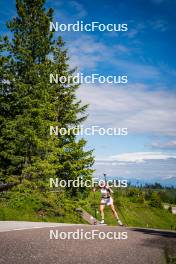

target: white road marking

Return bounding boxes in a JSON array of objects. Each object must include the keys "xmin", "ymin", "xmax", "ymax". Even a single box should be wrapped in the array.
[{"xmin": 0, "ymin": 221, "xmax": 86, "ymax": 232}]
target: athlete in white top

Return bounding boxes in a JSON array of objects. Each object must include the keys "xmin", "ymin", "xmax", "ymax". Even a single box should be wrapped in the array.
[{"xmin": 96, "ymin": 181, "xmax": 123, "ymax": 225}]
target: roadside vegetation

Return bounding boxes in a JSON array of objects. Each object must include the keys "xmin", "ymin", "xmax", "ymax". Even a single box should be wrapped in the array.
[{"xmin": 1, "ymin": 184, "xmax": 176, "ymax": 230}]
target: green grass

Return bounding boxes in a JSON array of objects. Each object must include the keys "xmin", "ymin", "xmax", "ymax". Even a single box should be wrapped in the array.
[
  {"xmin": 0, "ymin": 189, "xmax": 85, "ymax": 224},
  {"xmin": 118, "ymin": 204, "xmax": 176, "ymax": 229},
  {"xmin": 0, "ymin": 203, "xmax": 85, "ymax": 223},
  {"xmin": 0, "ymin": 187, "xmax": 176, "ymax": 230},
  {"xmin": 82, "ymin": 191, "xmax": 176, "ymax": 230}
]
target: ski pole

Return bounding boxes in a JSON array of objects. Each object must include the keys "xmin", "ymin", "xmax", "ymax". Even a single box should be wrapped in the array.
[
  {"xmin": 103, "ymin": 173, "xmax": 107, "ymax": 184},
  {"xmin": 93, "ymin": 187, "xmax": 97, "ymax": 224}
]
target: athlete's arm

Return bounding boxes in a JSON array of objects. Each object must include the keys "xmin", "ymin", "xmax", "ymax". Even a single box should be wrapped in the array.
[{"xmin": 106, "ymin": 185, "xmax": 113, "ymax": 193}]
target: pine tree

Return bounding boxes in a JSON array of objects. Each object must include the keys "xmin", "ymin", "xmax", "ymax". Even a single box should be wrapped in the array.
[
  {"xmin": 149, "ymin": 192, "xmax": 162, "ymax": 208},
  {"xmin": 0, "ymin": 0, "xmax": 94, "ymax": 196}
]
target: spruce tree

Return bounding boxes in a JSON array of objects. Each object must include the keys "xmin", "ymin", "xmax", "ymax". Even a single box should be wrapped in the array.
[{"xmin": 0, "ymin": 0, "xmax": 94, "ymax": 196}]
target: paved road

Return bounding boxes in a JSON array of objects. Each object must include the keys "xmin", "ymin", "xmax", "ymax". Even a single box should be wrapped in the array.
[
  {"xmin": 0, "ymin": 222, "xmax": 176, "ymax": 264},
  {"xmin": 0, "ymin": 221, "xmax": 82, "ymax": 232}
]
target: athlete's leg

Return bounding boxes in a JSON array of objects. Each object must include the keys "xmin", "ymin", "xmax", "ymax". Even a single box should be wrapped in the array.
[
  {"xmin": 110, "ymin": 203, "xmax": 123, "ymax": 226},
  {"xmin": 100, "ymin": 203, "xmax": 105, "ymax": 223},
  {"xmin": 110, "ymin": 203, "xmax": 119, "ymax": 220}
]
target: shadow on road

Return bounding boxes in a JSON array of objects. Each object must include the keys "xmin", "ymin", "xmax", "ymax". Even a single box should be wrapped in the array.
[
  {"xmin": 129, "ymin": 227, "xmax": 176, "ymax": 263},
  {"xmin": 129, "ymin": 227, "xmax": 176, "ymax": 238}
]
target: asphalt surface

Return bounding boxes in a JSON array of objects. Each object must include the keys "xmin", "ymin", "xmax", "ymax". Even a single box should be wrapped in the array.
[
  {"xmin": 0, "ymin": 222, "xmax": 176, "ymax": 264},
  {"xmin": 0, "ymin": 221, "xmax": 81, "ymax": 232}
]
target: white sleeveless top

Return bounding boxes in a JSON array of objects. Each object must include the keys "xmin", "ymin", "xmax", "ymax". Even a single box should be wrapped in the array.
[{"xmin": 101, "ymin": 187, "xmax": 111, "ymax": 199}]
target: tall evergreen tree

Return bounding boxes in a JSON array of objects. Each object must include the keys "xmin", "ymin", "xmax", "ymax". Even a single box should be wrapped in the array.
[{"xmin": 0, "ymin": 0, "xmax": 94, "ymax": 195}]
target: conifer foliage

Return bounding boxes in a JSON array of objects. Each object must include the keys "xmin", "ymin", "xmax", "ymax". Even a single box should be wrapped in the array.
[{"xmin": 0, "ymin": 0, "xmax": 94, "ymax": 195}]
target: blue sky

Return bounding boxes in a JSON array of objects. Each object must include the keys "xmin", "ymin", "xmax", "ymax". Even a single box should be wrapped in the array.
[{"xmin": 1, "ymin": 0, "xmax": 176, "ymax": 185}]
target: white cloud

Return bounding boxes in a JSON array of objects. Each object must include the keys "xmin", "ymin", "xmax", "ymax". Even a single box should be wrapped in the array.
[
  {"xmin": 149, "ymin": 19, "xmax": 168, "ymax": 32},
  {"xmin": 67, "ymin": 34, "xmax": 161, "ymax": 80},
  {"xmin": 126, "ymin": 28, "xmax": 139, "ymax": 38},
  {"xmin": 150, "ymin": 139, "xmax": 176, "ymax": 149},
  {"xmin": 102, "ymin": 152, "xmax": 176, "ymax": 163},
  {"xmin": 67, "ymin": 35, "xmax": 108, "ymax": 70},
  {"xmin": 125, "ymin": 23, "xmax": 145, "ymax": 39},
  {"xmin": 94, "ymin": 153, "xmax": 176, "ymax": 182},
  {"xmin": 114, "ymin": 44, "xmax": 130, "ymax": 53},
  {"xmin": 70, "ymin": 1, "xmax": 87, "ymax": 18},
  {"xmin": 78, "ymin": 83, "xmax": 176, "ymax": 136}
]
